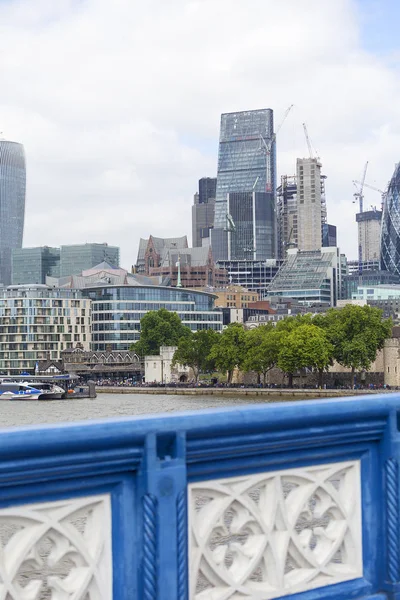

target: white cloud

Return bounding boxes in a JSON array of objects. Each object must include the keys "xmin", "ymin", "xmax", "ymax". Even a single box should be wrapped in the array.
[{"xmin": 1, "ymin": 0, "xmax": 399, "ymax": 265}]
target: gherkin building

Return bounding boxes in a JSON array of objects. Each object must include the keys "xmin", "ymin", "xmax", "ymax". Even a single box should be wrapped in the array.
[
  {"xmin": 381, "ymin": 163, "xmax": 400, "ymax": 276},
  {"xmin": 0, "ymin": 140, "xmax": 26, "ymax": 284}
]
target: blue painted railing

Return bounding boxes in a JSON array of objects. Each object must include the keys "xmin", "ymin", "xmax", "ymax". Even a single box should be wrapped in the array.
[{"xmin": 1, "ymin": 395, "xmax": 400, "ymax": 599}]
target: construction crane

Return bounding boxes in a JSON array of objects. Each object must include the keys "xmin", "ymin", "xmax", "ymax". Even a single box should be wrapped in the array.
[
  {"xmin": 224, "ymin": 213, "xmax": 236, "ymax": 233},
  {"xmin": 352, "ymin": 162, "xmax": 369, "ymax": 213},
  {"xmin": 259, "ymin": 104, "xmax": 294, "ymax": 192},
  {"xmin": 302, "ymin": 122, "xmax": 319, "ymax": 159},
  {"xmin": 353, "ymin": 180, "xmax": 387, "ymax": 210}
]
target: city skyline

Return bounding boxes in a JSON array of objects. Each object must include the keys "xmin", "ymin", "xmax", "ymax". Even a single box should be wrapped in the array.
[{"xmin": 1, "ymin": 1, "xmax": 400, "ymax": 265}]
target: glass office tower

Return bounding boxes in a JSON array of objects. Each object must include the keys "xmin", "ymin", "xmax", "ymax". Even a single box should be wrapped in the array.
[
  {"xmin": 12, "ymin": 246, "xmax": 60, "ymax": 284},
  {"xmin": 211, "ymin": 109, "xmax": 275, "ymax": 261},
  {"xmin": 0, "ymin": 140, "xmax": 26, "ymax": 284},
  {"xmin": 60, "ymin": 243, "xmax": 120, "ymax": 277},
  {"xmin": 381, "ymin": 163, "xmax": 400, "ymax": 276},
  {"xmin": 227, "ymin": 191, "xmax": 275, "ymax": 260}
]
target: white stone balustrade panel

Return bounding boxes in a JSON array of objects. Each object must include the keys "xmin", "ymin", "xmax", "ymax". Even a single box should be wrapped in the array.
[
  {"xmin": 0, "ymin": 493, "xmax": 112, "ymax": 600},
  {"xmin": 189, "ymin": 460, "xmax": 362, "ymax": 600}
]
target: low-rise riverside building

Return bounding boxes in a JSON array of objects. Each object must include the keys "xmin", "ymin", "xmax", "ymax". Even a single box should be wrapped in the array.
[
  {"xmin": 0, "ymin": 285, "xmax": 91, "ymax": 374},
  {"xmin": 60, "ymin": 346, "xmax": 142, "ymax": 380}
]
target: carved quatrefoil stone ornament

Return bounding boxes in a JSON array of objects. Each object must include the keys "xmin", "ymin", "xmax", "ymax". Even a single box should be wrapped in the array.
[
  {"xmin": 0, "ymin": 494, "xmax": 112, "ymax": 600},
  {"xmin": 189, "ymin": 461, "xmax": 362, "ymax": 599}
]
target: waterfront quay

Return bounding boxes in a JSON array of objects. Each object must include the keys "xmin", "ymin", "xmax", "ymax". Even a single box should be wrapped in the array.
[{"xmin": 96, "ymin": 385, "xmax": 381, "ymax": 398}]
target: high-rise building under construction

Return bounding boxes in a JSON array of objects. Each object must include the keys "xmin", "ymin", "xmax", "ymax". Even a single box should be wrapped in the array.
[{"xmin": 296, "ymin": 157, "xmax": 327, "ymax": 252}]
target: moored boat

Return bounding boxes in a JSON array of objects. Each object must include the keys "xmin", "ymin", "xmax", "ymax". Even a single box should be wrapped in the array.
[{"xmin": 0, "ymin": 381, "xmax": 42, "ymax": 400}]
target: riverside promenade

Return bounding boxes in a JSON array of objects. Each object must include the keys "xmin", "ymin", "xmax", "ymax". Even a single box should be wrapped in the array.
[{"xmin": 96, "ymin": 385, "xmax": 383, "ymax": 398}]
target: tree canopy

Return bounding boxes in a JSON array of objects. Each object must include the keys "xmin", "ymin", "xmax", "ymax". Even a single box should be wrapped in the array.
[
  {"xmin": 172, "ymin": 329, "xmax": 218, "ymax": 382},
  {"xmin": 243, "ymin": 323, "xmax": 281, "ymax": 383},
  {"xmin": 132, "ymin": 308, "xmax": 191, "ymax": 356},
  {"xmin": 209, "ymin": 323, "xmax": 246, "ymax": 383},
  {"xmin": 277, "ymin": 323, "xmax": 334, "ymax": 386},
  {"xmin": 323, "ymin": 304, "xmax": 392, "ymax": 377}
]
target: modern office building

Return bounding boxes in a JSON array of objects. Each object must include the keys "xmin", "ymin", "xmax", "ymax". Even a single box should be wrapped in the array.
[
  {"xmin": 227, "ymin": 191, "xmax": 275, "ymax": 260},
  {"xmin": 381, "ymin": 163, "xmax": 400, "ymax": 276},
  {"xmin": 0, "ymin": 285, "xmax": 91, "ymax": 374},
  {"xmin": 352, "ymin": 284, "xmax": 400, "ymax": 301},
  {"xmin": 211, "ymin": 109, "xmax": 276, "ymax": 261},
  {"xmin": 12, "ymin": 246, "xmax": 60, "ymax": 284},
  {"xmin": 296, "ymin": 158, "xmax": 327, "ymax": 251},
  {"xmin": 344, "ymin": 269, "xmax": 399, "ymax": 299},
  {"xmin": 347, "ymin": 259, "xmax": 380, "ymax": 275},
  {"xmin": 322, "ymin": 224, "xmax": 337, "ymax": 248},
  {"xmin": 267, "ymin": 247, "xmax": 344, "ymax": 307},
  {"xmin": 59, "ymin": 243, "xmax": 119, "ymax": 277},
  {"xmin": 277, "ymin": 175, "xmax": 297, "ymax": 259},
  {"xmin": 198, "ymin": 177, "xmax": 217, "ymax": 205},
  {"xmin": 192, "ymin": 178, "xmax": 216, "ymax": 248},
  {"xmin": 84, "ymin": 286, "xmax": 223, "ymax": 352},
  {"xmin": 0, "ymin": 139, "xmax": 26, "ymax": 285},
  {"xmin": 356, "ymin": 209, "xmax": 382, "ymax": 263},
  {"xmin": 216, "ymin": 259, "xmax": 283, "ymax": 297}
]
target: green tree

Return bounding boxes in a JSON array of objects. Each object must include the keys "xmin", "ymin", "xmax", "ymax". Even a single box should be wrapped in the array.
[
  {"xmin": 209, "ymin": 323, "xmax": 246, "ymax": 384},
  {"xmin": 323, "ymin": 304, "xmax": 392, "ymax": 384},
  {"xmin": 277, "ymin": 323, "xmax": 333, "ymax": 388},
  {"xmin": 132, "ymin": 308, "xmax": 191, "ymax": 356},
  {"xmin": 243, "ymin": 324, "xmax": 281, "ymax": 385},
  {"xmin": 172, "ymin": 329, "xmax": 218, "ymax": 382}
]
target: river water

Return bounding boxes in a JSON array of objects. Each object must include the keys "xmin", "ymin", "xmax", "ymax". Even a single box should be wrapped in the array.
[{"xmin": 0, "ymin": 392, "xmax": 279, "ymax": 429}]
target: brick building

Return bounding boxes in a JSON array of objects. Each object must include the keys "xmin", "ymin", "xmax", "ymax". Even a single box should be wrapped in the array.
[{"xmin": 136, "ymin": 236, "xmax": 227, "ymax": 288}]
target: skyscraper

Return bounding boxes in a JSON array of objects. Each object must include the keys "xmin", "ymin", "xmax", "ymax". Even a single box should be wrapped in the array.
[
  {"xmin": 381, "ymin": 163, "xmax": 400, "ymax": 276},
  {"xmin": 0, "ymin": 139, "xmax": 26, "ymax": 284},
  {"xmin": 211, "ymin": 109, "xmax": 276, "ymax": 261},
  {"xmin": 296, "ymin": 158, "xmax": 327, "ymax": 251},
  {"xmin": 198, "ymin": 177, "xmax": 217, "ymax": 205},
  {"xmin": 192, "ymin": 178, "xmax": 216, "ymax": 248}
]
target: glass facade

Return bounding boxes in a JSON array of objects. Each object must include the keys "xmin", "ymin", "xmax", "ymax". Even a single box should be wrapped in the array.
[
  {"xmin": 0, "ymin": 140, "xmax": 26, "ymax": 285},
  {"xmin": 12, "ymin": 246, "xmax": 60, "ymax": 284},
  {"xmin": 198, "ymin": 177, "xmax": 217, "ymax": 205},
  {"xmin": 267, "ymin": 248, "xmax": 342, "ymax": 307},
  {"xmin": 211, "ymin": 109, "xmax": 275, "ymax": 261},
  {"xmin": 381, "ymin": 163, "xmax": 400, "ymax": 276},
  {"xmin": 228, "ymin": 191, "xmax": 274, "ymax": 260},
  {"xmin": 60, "ymin": 243, "xmax": 120, "ymax": 277},
  {"xmin": 84, "ymin": 286, "xmax": 223, "ymax": 351},
  {"xmin": 216, "ymin": 259, "xmax": 282, "ymax": 296}
]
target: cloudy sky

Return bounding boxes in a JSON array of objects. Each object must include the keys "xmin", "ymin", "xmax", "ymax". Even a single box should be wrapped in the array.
[{"xmin": 1, "ymin": 0, "xmax": 399, "ymax": 267}]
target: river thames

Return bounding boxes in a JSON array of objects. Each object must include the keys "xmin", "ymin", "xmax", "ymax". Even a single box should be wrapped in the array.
[{"xmin": 0, "ymin": 392, "xmax": 279, "ymax": 429}]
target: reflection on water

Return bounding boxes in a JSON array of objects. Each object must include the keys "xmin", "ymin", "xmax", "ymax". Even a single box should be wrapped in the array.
[{"xmin": 0, "ymin": 392, "xmax": 291, "ymax": 429}]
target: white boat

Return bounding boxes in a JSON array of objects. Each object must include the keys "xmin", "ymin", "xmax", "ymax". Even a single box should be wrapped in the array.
[{"xmin": 0, "ymin": 382, "xmax": 42, "ymax": 400}]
